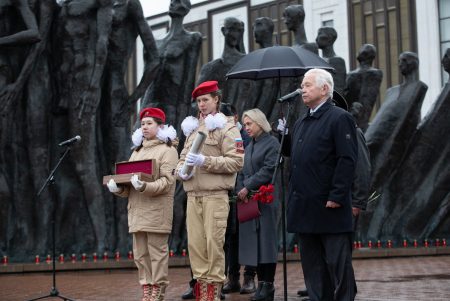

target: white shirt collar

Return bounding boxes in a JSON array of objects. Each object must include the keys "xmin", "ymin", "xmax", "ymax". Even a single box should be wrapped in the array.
[{"xmin": 310, "ymin": 99, "xmax": 328, "ymax": 114}]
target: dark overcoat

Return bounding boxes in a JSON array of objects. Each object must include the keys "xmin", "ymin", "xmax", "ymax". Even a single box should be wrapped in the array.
[
  {"xmin": 286, "ymin": 100, "xmax": 357, "ymax": 233},
  {"xmin": 236, "ymin": 132, "xmax": 279, "ymax": 266}
]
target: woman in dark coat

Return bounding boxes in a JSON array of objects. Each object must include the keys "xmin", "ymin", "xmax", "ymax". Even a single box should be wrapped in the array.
[{"xmin": 236, "ymin": 108, "xmax": 280, "ymax": 301}]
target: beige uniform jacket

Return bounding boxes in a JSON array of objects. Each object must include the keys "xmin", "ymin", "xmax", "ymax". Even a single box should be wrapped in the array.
[
  {"xmin": 115, "ymin": 139, "xmax": 178, "ymax": 233},
  {"xmin": 177, "ymin": 114, "xmax": 244, "ymax": 196}
]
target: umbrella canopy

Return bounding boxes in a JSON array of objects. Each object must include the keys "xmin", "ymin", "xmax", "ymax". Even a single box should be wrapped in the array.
[{"xmin": 226, "ymin": 45, "xmax": 334, "ymax": 80}]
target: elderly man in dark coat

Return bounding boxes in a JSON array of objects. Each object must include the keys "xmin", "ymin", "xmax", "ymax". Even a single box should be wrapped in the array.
[
  {"xmin": 280, "ymin": 68, "xmax": 358, "ymax": 301},
  {"xmin": 236, "ymin": 108, "xmax": 280, "ymax": 301}
]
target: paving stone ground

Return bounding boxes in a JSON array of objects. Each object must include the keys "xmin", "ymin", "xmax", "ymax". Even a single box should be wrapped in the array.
[{"xmin": 1, "ymin": 256, "xmax": 450, "ymax": 301}]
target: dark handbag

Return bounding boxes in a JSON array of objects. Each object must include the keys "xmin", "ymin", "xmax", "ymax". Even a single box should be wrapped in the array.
[{"xmin": 237, "ymin": 200, "xmax": 261, "ymax": 223}]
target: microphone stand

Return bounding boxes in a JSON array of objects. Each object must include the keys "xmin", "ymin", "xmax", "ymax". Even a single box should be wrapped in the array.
[
  {"xmin": 28, "ymin": 146, "xmax": 75, "ymax": 301},
  {"xmin": 271, "ymin": 98, "xmax": 293, "ymax": 301}
]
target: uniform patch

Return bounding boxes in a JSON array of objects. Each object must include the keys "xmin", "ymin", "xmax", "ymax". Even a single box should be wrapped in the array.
[{"xmin": 235, "ymin": 138, "xmax": 244, "ymax": 153}]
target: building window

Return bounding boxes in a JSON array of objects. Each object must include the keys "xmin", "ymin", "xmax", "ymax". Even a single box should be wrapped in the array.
[
  {"xmin": 439, "ymin": 0, "xmax": 450, "ymax": 85},
  {"xmin": 322, "ymin": 19, "xmax": 334, "ymax": 27}
]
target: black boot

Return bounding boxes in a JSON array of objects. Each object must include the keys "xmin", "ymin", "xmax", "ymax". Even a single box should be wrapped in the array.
[
  {"xmin": 240, "ymin": 275, "xmax": 256, "ymax": 294},
  {"xmin": 250, "ymin": 281, "xmax": 264, "ymax": 301},
  {"xmin": 297, "ymin": 288, "xmax": 308, "ymax": 297},
  {"xmin": 222, "ymin": 274, "xmax": 241, "ymax": 294},
  {"xmin": 181, "ymin": 279, "xmax": 196, "ymax": 300},
  {"xmin": 252, "ymin": 282, "xmax": 274, "ymax": 301}
]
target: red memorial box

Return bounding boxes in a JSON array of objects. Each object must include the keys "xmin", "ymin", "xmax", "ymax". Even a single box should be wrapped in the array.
[{"xmin": 102, "ymin": 159, "xmax": 155, "ymax": 185}]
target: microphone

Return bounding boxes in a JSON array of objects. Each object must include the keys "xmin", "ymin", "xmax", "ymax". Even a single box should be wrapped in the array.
[
  {"xmin": 58, "ymin": 135, "xmax": 81, "ymax": 147},
  {"xmin": 278, "ymin": 88, "xmax": 302, "ymax": 102}
]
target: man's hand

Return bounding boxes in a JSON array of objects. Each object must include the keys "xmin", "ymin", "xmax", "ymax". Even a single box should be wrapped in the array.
[
  {"xmin": 277, "ymin": 118, "xmax": 288, "ymax": 134},
  {"xmin": 325, "ymin": 200, "xmax": 342, "ymax": 208},
  {"xmin": 130, "ymin": 174, "xmax": 145, "ymax": 191},
  {"xmin": 237, "ymin": 187, "xmax": 249, "ymax": 201},
  {"xmin": 186, "ymin": 152, "xmax": 205, "ymax": 167}
]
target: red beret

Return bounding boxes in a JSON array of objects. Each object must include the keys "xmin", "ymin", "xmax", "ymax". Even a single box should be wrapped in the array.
[
  {"xmin": 139, "ymin": 107, "xmax": 166, "ymax": 123},
  {"xmin": 192, "ymin": 81, "xmax": 219, "ymax": 99}
]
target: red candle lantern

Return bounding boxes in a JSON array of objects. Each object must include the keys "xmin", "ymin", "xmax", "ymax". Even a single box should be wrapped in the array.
[
  {"xmin": 358, "ymin": 241, "xmax": 362, "ymax": 249},
  {"xmin": 424, "ymin": 239, "xmax": 429, "ymax": 248},
  {"xmin": 114, "ymin": 251, "xmax": 120, "ymax": 261},
  {"xmin": 169, "ymin": 250, "xmax": 174, "ymax": 257},
  {"xmin": 435, "ymin": 239, "xmax": 440, "ymax": 247},
  {"xmin": 82, "ymin": 253, "xmax": 87, "ymax": 263},
  {"xmin": 93, "ymin": 252, "xmax": 98, "ymax": 262},
  {"xmin": 46, "ymin": 254, "xmax": 51, "ymax": 264},
  {"xmin": 2, "ymin": 255, "xmax": 8, "ymax": 265},
  {"xmin": 377, "ymin": 240, "xmax": 382, "ymax": 248},
  {"xmin": 71, "ymin": 254, "xmax": 76, "ymax": 263},
  {"xmin": 413, "ymin": 239, "xmax": 418, "ymax": 248},
  {"xmin": 387, "ymin": 240, "xmax": 392, "ymax": 248},
  {"xmin": 35, "ymin": 255, "xmax": 40, "ymax": 264},
  {"xmin": 127, "ymin": 251, "xmax": 133, "ymax": 260},
  {"xmin": 403, "ymin": 239, "xmax": 408, "ymax": 247},
  {"xmin": 181, "ymin": 249, "xmax": 187, "ymax": 257},
  {"xmin": 442, "ymin": 238, "xmax": 447, "ymax": 247},
  {"xmin": 293, "ymin": 244, "xmax": 299, "ymax": 253},
  {"xmin": 103, "ymin": 252, "xmax": 108, "ymax": 261},
  {"xmin": 59, "ymin": 254, "xmax": 64, "ymax": 263},
  {"xmin": 368, "ymin": 240, "xmax": 372, "ymax": 248}
]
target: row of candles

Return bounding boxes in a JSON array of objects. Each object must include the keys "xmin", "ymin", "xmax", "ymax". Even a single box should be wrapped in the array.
[
  {"xmin": 1, "ymin": 249, "xmax": 189, "ymax": 265},
  {"xmin": 2, "ymin": 239, "xmax": 448, "ymax": 264},
  {"xmin": 2, "ymin": 251, "xmax": 133, "ymax": 265},
  {"xmin": 352, "ymin": 238, "xmax": 447, "ymax": 249}
]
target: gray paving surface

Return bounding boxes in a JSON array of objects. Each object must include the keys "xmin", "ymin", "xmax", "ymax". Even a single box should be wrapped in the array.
[{"xmin": 1, "ymin": 256, "xmax": 450, "ymax": 300}]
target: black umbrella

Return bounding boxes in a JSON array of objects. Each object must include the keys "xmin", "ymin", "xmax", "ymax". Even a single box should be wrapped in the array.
[{"xmin": 226, "ymin": 45, "xmax": 334, "ymax": 80}]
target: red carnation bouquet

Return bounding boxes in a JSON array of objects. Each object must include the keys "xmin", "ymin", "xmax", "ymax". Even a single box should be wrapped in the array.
[
  {"xmin": 249, "ymin": 184, "xmax": 275, "ymax": 204},
  {"xmin": 234, "ymin": 184, "xmax": 275, "ymax": 223}
]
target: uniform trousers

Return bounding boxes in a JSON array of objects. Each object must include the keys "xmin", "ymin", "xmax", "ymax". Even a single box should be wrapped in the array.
[
  {"xmin": 187, "ymin": 194, "xmax": 229, "ymax": 283},
  {"xmin": 133, "ymin": 232, "xmax": 170, "ymax": 286},
  {"xmin": 299, "ymin": 233, "xmax": 356, "ymax": 301}
]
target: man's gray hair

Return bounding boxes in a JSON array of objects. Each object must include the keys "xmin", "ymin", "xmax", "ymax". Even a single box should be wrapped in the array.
[{"xmin": 304, "ymin": 68, "xmax": 334, "ymax": 98}]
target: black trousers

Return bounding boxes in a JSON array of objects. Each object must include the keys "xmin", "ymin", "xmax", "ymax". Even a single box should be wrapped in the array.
[{"xmin": 299, "ymin": 233, "xmax": 356, "ymax": 301}]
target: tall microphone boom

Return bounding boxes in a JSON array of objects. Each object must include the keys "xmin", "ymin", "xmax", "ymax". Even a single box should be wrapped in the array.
[
  {"xmin": 58, "ymin": 135, "xmax": 81, "ymax": 147},
  {"xmin": 278, "ymin": 88, "xmax": 302, "ymax": 103}
]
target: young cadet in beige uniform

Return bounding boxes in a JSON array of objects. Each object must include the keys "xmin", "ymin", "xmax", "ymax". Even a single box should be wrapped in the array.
[
  {"xmin": 177, "ymin": 81, "xmax": 244, "ymax": 301},
  {"xmin": 107, "ymin": 107, "xmax": 178, "ymax": 301}
]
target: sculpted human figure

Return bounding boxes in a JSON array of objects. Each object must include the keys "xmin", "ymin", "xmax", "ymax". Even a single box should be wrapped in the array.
[
  {"xmin": 364, "ymin": 51, "xmax": 427, "ymax": 191},
  {"xmin": 250, "ymin": 17, "xmax": 279, "ymax": 121},
  {"xmin": 316, "ymin": 27, "xmax": 346, "ymax": 94},
  {"xmin": 24, "ymin": 0, "xmax": 56, "ymax": 254},
  {"xmin": 140, "ymin": 0, "xmax": 201, "ymax": 254},
  {"xmin": 283, "ymin": 4, "xmax": 318, "ymax": 54},
  {"xmin": 344, "ymin": 44, "xmax": 383, "ymax": 131},
  {"xmin": 0, "ymin": 0, "xmax": 42, "ymax": 256},
  {"xmin": 100, "ymin": 0, "xmax": 159, "ymax": 251},
  {"xmin": 364, "ymin": 49, "xmax": 450, "ymax": 241},
  {"xmin": 197, "ymin": 17, "xmax": 251, "ymax": 115},
  {"xmin": 53, "ymin": 0, "xmax": 114, "ymax": 252},
  {"xmin": 141, "ymin": 0, "xmax": 202, "ymax": 134}
]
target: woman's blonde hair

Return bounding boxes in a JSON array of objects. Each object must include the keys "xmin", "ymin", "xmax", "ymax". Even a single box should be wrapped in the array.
[{"xmin": 242, "ymin": 108, "xmax": 271, "ymax": 133}]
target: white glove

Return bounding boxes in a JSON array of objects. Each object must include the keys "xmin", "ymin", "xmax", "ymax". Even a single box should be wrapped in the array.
[
  {"xmin": 186, "ymin": 152, "xmax": 205, "ymax": 167},
  {"xmin": 178, "ymin": 169, "xmax": 193, "ymax": 181},
  {"xmin": 130, "ymin": 174, "xmax": 145, "ymax": 190},
  {"xmin": 277, "ymin": 118, "xmax": 288, "ymax": 134},
  {"xmin": 107, "ymin": 179, "xmax": 121, "ymax": 193}
]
